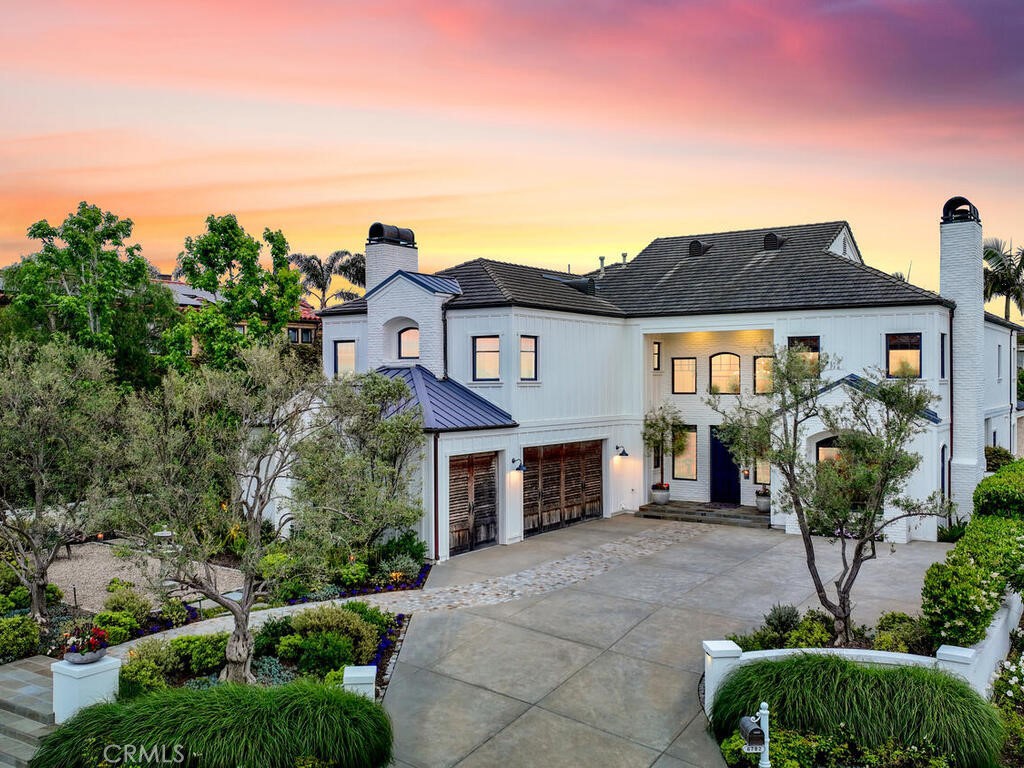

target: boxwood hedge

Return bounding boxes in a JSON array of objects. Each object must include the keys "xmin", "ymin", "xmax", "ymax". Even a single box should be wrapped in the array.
[{"xmin": 974, "ymin": 458, "xmax": 1024, "ymax": 518}]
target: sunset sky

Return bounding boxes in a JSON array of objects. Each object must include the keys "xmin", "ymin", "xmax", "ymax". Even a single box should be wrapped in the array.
[{"xmin": 1, "ymin": 0, "xmax": 1021, "ymax": 309}]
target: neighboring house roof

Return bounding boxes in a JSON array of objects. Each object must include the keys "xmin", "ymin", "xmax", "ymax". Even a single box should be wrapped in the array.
[
  {"xmin": 592, "ymin": 221, "xmax": 953, "ymax": 317},
  {"xmin": 156, "ymin": 278, "xmax": 320, "ymax": 325},
  {"xmin": 377, "ymin": 364, "xmax": 518, "ymax": 432},
  {"xmin": 815, "ymin": 373, "xmax": 942, "ymax": 424},
  {"xmin": 322, "ymin": 221, "xmax": 954, "ymax": 320},
  {"xmin": 984, "ymin": 312, "xmax": 1024, "ymax": 332}
]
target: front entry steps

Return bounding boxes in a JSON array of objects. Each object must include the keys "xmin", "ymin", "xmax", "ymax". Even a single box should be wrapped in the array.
[
  {"xmin": 637, "ymin": 500, "xmax": 770, "ymax": 529},
  {"xmin": 0, "ymin": 656, "xmax": 55, "ymax": 767}
]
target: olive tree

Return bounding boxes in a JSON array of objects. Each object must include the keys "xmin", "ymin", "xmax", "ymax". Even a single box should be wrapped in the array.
[
  {"xmin": 0, "ymin": 339, "xmax": 121, "ymax": 621},
  {"xmin": 709, "ymin": 345, "xmax": 947, "ymax": 643}
]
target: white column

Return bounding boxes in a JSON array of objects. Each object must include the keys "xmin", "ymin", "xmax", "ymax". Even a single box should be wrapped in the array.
[
  {"xmin": 342, "ymin": 665, "xmax": 377, "ymax": 700},
  {"xmin": 51, "ymin": 656, "xmax": 122, "ymax": 724},
  {"xmin": 702, "ymin": 639, "xmax": 743, "ymax": 717}
]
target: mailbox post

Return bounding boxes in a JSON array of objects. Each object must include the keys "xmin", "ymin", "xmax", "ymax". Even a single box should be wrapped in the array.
[{"xmin": 738, "ymin": 702, "xmax": 770, "ymax": 768}]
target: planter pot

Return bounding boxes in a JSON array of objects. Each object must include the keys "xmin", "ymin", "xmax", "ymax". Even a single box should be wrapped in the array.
[
  {"xmin": 754, "ymin": 495, "xmax": 771, "ymax": 514},
  {"xmin": 651, "ymin": 488, "xmax": 670, "ymax": 505},
  {"xmin": 64, "ymin": 648, "xmax": 107, "ymax": 665}
]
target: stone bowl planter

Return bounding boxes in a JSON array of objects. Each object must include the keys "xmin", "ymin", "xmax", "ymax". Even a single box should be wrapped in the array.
[
  {"xmin": 755, "ymin": 494, "xmax": 771, "ymax": 513},
  {"xmin": 64, "ymin": 648, "xmax": 107, "ymax": 665},
  {"xmin": 651, "ymin": 488, "xmax": 670, "ymax": 505}
]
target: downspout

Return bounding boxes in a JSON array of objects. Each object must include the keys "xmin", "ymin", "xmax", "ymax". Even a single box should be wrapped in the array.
[
  {"xmin": 442, "ymin": 299, "xmax": 451, "ymax": 379},
  {"xmin": 948, "ymin": 307, "xmax": 954, "ymax": 501},
  {"xmin": 433, "ymin": 432, "xmax": 440, "ymax": 561}
]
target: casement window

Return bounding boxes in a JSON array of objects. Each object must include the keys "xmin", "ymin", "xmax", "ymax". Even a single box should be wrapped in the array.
[
  {"xmin": 288, "ymin": 328, "xmax": 299, "ymax": 343},
  {"xmin": 398, "ymin": 327, "xmax": 420, "ymax": 359},
  {"xmin": 754, "ymin": 458, "xmax": 771, "ymax": 485},
  {"xmin": 233, "ymin": 324, "xmax": 246, "ymax": 335},
  {"xmin": 473, "ymin": 336, "xmax": 500, "ymax": 381},
  {"xmin": 886, "ymin": 333, "xmax": 921, "ymax": 378},
  {"xmin": 754, "ymin": 356, "xmax": 773, "ymax": 395},
  {"xmin": 709, "ymin": 352, "xmax": 741, "ymax": 394},
  {"xmin": 334, "ymin": 340, "xmax": 356, "ymax": 376},
  {"xmin": 672, "ymin": 425, "xmax": 698, "ymax": 480},
  {"xmin": 519, "ymin": 335, "xmax": 538, "ymax": 381},
  {"xmin": 816, "ymin": 436, "xmax": 840, "ymax": 463},
  {"xmin": 300, "ymin": 328, "xmax": 313, "ymax": 344},
  {"xmin": 652, "ymin": 341, "xmax": 662, "ymax": 371},
  {"xmin": 788, "ymin": 336, "xmax": 821, "ymax": 372},
  {"xmin": 940, "ymin": 333, "xmax": 947, "ymax": 379},
  {"xmin": 672, "ymin": 357, "xmax": 696, "ymax": 394}
]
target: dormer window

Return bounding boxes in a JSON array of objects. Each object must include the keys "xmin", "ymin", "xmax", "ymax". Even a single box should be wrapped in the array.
[{"xmin": 398, "ymin": 327, "xmax": 420, "ymax": 360}]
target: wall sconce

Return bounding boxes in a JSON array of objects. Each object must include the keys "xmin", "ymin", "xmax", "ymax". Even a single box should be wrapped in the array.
[
  {"xmin": 512, "ymin": 458, "xmax": 526, "ymax": 472},
  {"xmin": 615, "ymin": 445, "xmax": 628, "ymax": 457},
  {"xmin": 742, "ymin": 467, "xmax": 751, "ymax": 479}
]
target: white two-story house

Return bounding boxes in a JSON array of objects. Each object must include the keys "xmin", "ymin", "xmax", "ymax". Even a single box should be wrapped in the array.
[{"xmin": 320, "ymin": 198, "xmax": 1018, "ymax": 561}]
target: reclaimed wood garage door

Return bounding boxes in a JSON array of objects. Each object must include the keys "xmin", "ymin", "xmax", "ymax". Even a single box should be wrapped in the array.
[
  {"xmin": 449, "ymin": 452, "xmax": 498, "ymax": 557},
  {"xmin": 523, "ymin": 440, "xmax": 603, "ymax": 537}
]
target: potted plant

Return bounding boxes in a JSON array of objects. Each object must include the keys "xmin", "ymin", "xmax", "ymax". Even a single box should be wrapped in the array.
[
  {"xmin": 642, "ymin": 403, "xmax": 688, "ymax": 505},
  {"xmin": 63, "ymin": 625, "xmax": 109, "ymax": 664},
  {"xmin": 755, "ymin": 483, "xmax": 771, "ymax": 514}
]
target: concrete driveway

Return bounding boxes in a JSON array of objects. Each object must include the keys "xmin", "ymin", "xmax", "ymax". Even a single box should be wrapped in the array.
[{"xmin": 384, "ymin": 515, "xmax": 949, "ymax": 768}]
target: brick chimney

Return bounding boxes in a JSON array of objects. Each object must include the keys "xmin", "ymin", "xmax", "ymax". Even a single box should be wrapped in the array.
[{"xmin": 365, "ymin": 223, "xmax": 418, "ymax": 291}]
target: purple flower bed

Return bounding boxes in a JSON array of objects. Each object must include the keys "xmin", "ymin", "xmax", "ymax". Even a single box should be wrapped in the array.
[
  {"xmin": 371, "ymin": 613, "xmax": 406, "ymax": 669},
  {"xmin": 130, "ymin": 603, "xmax": 201, "ymax": 640}
]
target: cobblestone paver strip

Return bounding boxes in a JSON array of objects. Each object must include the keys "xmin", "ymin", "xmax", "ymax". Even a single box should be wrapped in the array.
[{"xmin": 110, "ymin": 522, "xmax": 704, "ymax": 657}]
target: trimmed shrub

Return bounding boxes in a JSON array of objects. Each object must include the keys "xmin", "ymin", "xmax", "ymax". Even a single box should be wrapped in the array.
[
  {"xmin": 44, "ymin": 584, "xmax": 63, "ymax": 606},
  {"xmin": 0, "ymin": 594, "xmax": 13, "ymax": 616},
  {"xmin": 986, "ymin": 445, "xmax": 1015, "ymax": 473},
  {"xmin": 277, "ymin": 634, "xmax": 305, "ymax": 663},
  {"xmin": 106, "ymin": 577, "xmax": 135, "ymax": 592},
  {"xmin": 168, "ymin": 633, "xmax": 229, "ymax": 676},
  {"xmin": 783, "ymin": 613, "xmax": 831, "ymax": 649},
  {"xmin": 873, "ymin": 612, "xmax": 934, "ymax": 656},
  {"xmin": 341, "ymin": 601, "xmax": 394, "ymax": 635},
  {"xmin": 711, "ymin": 654, "xmax": 1003, "ymax": 768},
  {"xmin": 93, "ymin": 610, "xmax": 140, "ymax": 645},
  {"xmin": 103, "ymin": 588, "xmax": 154, "ymax": 625},
  {"xmin": 0, "ymin": 615, "xmax": 40, "ymax": 663},
  {"xmin": 119, "ymin": 657, "xmax": 169, "ymax": 700},
  {"xmin": 8, "ymin": 585, "xmax": 29, "ymax": 610},
  {"xmin": 31, "ymin": 680, "xmax": 393, "ymax": 768},
  {"xmin": 159, "ymin": 598, "xmax": 190, "ymax": 628},
  {"xmin": 336, "ymin": 561, "xmax": 371, "ymax": 587},
  {"xmin": 974, "ymin": 458, "xmax": 1024, "ymax": 518},
  {"xmin": 254, "ymin": 616, "xmax": 295, "ymax": 657},
  {"xmin": 291, "ymin": 605, "xmax": 378, "ymax": 664},
  {"xmin": 296, "ymin": 633, "xmax": 356, "ymax": 677}
]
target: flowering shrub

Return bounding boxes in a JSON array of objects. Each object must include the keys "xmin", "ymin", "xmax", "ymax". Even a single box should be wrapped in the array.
[
  {"xmin": 994, "ymin": 657, "xmax": 1024, "ymax": 710},
  {"xmin": 64, "ymin": 625, "xmax": 109, "ymax": 657}
]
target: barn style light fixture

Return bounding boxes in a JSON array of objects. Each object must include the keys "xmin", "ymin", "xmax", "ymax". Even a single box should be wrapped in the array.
[
  {"xmin": 511, "ymin": 458, "xmax": 526, "ymax": 472},
  {"xmin": 742, "ymin": 467, "xmax": 751, "ymax": 479},
  {"xmin": 615, "ymin": 445, "xmax": 629, "ymax": 457}
]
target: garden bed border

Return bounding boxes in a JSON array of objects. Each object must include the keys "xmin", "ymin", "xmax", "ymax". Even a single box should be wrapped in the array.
[{"xmin": 702, "ymin": 591, "xmax": 1024, "ymax": 717}]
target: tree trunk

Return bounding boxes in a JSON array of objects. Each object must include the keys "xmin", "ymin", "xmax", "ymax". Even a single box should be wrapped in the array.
[
  {"xmin": 29, "ymin": 558, "xmax": 49, "ymax": 623},
  {"xmin": 221, "ymin": 615, "xmax": 255, "ymax": 684},
  {"xmin": 832, "ymin": 591, "xmax": 853, "ymax": 645},
  {"xmin": 1006, "ymin": 294, "xmax": 1012, "ymax": 321}
]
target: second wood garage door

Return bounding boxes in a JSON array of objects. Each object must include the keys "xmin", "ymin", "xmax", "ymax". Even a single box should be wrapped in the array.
[
  {"xmin": 523, "ymin": 440, "xmax": 603, "ymax": 536},
  {"xmin": 449, "ymin": 452, "xmax": 498, "ymax": 557}
]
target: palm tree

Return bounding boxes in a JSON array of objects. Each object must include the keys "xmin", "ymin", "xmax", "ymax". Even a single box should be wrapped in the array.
[
  {"xmin": 288, "ymin": 250, "xmax": 366, "ymax": 309},
  {"xmin": 983, "ymin": 238, "xmax": 1024, "ymax": 321}
]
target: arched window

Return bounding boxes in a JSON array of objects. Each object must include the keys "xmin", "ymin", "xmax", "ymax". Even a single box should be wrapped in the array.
[
  {"xmin": 816, "ymin": 436, "xmax": 840, "ymax": 463},
  {"xmin": 398, "ymin": 327, "xmax": 420, "ymax": 359},
  {"xmin": 710, "ymin": 353, "xmax": 741, "ymax": 394}
]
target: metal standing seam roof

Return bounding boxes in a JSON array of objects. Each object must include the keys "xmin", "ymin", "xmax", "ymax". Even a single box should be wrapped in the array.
[
  {"xmin": 362, "ymin": 270, "xmax": 462, "ymax": 300},
  {"xmin": 377, "ymin": 365, "xmax": 518, "ymax": 432},
  {"xmin": 815, "ymin": 373, "xmax": 941, "ymax": 424}
]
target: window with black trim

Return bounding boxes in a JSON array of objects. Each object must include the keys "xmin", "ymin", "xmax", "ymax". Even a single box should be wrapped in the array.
[
  {"xmin": 940, "ymin": 332, "xmax": 947, "ymax": 379},
  {"xmin": 398, "ymin": 327, "xmax": 420, "ymax": 359},
  {"xmin": 652, "ymin": 341, "xmax": 662, "ymax": 371},
  {"xmin": 672, "ymin": 425, "xmax": 697, "ymax": 480},
  {"xmin": 334, "ymin": 340, "xmax": 356, "ymax": 376},
  {"xmin": 886, "ymin": 333, "xmax": 921, "ymax": 378},
  {"xmin": 300, "ymin": 328, "xmax": 312, "ymax": 344},
  {"xmin": 520, "ymin": 335, "xmax": 538, "ymax": 381},
  {"xmin": 473, "ymin": 335, "xmax": 500, "ymax": 381},
  {"xmin": 754, "ymin": 458, "xmax": 770, "ymax": 485},
  {"xmin": 710, "ymin": 352, "xmax": 740, "ymax": 394},
  {"xmin": 672, "ymin": 357, "xmax": 696, "ymax": 394},
  {"xmin": 788, "ymin": 336, "xmax": 820, "ymax": 372},
  {"xmin": 288, "ymin": 328, "xmax": 299, "ymax": 343},
  {"xmin": 816, "ymin": 436, "xmax": 840, "ymax": 463},
  {"xmin": 754, "ymin": 356, "xmax": 773, "ymax": 394}
]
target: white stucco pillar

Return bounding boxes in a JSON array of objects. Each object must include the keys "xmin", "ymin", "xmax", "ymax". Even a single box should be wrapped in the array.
[{"xmin": 51, "ymin": 655, "xmax": 121, "ymax": 724}]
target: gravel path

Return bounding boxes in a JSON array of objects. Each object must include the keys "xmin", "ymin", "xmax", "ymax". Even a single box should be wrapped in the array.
[
  {"xmin": 47, "ymin": 542, "xmax": 244, "ymax": 614},
  {"xmin": 109, "ymin": 522, "xmax": 702, "ymax": 658}
]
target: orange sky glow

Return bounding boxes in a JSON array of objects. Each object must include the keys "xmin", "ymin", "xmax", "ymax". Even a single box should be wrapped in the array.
[{"xmin": 2, "ymin": 1, "xmax": 1022, "ymax": 313}]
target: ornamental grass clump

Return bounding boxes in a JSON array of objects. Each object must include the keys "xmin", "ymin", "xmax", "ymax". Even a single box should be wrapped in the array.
[
  {"xmin": 710, "ymin": 654, "xmax": 1003, "ymax": 768},
  {"xmin": 30, "ymin": 680, "xmax": 393, "ymax": 768}
]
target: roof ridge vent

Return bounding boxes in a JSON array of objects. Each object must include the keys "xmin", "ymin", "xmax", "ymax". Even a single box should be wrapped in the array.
[
  {"xmin": 763, "ymin": 232, "xmax": 786, "ymax": 251},
  {"xmin": 689, "ymin": 240, "xmax": 712, "ymax": 257}
]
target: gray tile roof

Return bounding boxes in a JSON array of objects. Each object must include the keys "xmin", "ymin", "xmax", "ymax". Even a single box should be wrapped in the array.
[
  {"xmin": 378, "ymin": 364, "xmax": 517, "ymax": 432},
  {"xmin": 319, "ymin": 221, "xmax": 954, "ymax": 319}
]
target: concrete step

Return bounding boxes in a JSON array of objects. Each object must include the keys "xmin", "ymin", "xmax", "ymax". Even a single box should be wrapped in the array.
[
  {"xmin": 0, "ymin": 732, "xmax": 37, "ymax": 768},
  {"xmin": 0, "ymin": 709, "xmax": 53, "ymax": 747},
  {"xmin": 637, "ymin": 508, "xmax": 770, "ymax": 528}
]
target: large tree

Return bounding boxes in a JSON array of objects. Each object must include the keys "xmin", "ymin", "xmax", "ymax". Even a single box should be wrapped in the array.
[
  {"xmin": 0, "ymin": 339, "xmax": 122, "ymax": 621},
  {"xmin": 162, "ymin": 215, "xmax": 303, "ymax": 371},
  {"xmin": 1, "ymin": 201, "xmax": 178, "ymax": 388},
  {"xmin": 288, "ymin": 250, "xmax": 366, "ymax": 309},
  {"xmin": 709, "ymin": 346, "xmax": 946, "ymax": 643},
  {"xmin": 983, "ymin": 238, "xmax": 1024, "ymax": 321}
]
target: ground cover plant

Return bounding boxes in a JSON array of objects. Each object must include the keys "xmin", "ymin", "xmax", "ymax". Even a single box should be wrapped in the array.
[
  {"xmin": 711, "ymin": 654, "xmax": 1003, "ymax": 768},
  {"xmin": 29, "ymin": 679, "xmax": 393, "ymax": 768}
]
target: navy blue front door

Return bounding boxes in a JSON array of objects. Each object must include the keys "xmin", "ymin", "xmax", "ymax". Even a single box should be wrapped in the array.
[{"xmin": 710, "ymin": 427, "xmax": 741, "ymax": 505}]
